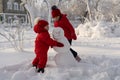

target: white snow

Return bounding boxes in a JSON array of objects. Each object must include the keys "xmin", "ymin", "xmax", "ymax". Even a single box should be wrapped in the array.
[
  {"xmin": 0, "ymin": 18, "xmax": 120, "ymax": 80},
  {"xmin": 1, "ymin": 0, "xmax": 120, "ymax": 79},
  {"xmin": 76, "ymin": 21, "xmax": 120, "ymax": 38},
  {"xmin": 0, "ymin": 22, "xmax": 120, "ymax": 80}
]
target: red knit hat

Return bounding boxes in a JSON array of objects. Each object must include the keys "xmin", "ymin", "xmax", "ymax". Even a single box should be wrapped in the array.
[
  {"xmin": 34, "ymin": 20, "xmax": 48, "ymax": 33},
  {"xmin": 52, "ymin": 9, "xmax": 61, "ymax": 18},
  {"xmin": 38, "ymin": 20, "xmax": 48, "ymax": 28}
]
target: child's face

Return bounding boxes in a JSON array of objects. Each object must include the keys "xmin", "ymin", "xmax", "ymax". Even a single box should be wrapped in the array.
[
  {"xmin": 44, "ymin": 25, "xmax": 49, "ymax": 30},
  {"xmin": 53, "ymin": 16, "xmax": 60, "ymax": 22}
]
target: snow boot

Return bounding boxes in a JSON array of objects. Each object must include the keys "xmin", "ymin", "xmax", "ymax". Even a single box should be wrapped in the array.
[
  {"xmin": 37, "ymin": 68, "xmax": 44, "ymax": 73},
  {"xmin": 75, "ymin": 55, "xmax": 81, "ymax": 62}
]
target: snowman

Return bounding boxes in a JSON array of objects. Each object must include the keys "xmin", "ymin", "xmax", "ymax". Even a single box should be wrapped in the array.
[{"xmin": 52, "ymin": 27, "xmax": 77, "ymax": 67}]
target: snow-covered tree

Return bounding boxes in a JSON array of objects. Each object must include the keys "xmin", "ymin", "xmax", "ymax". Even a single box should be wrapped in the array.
[
  {"xmin": 59, "ymin": 0, "xmax": 87, "ymax": 20},
  {"xmin": 21, "ymin": 0, "xmax": 61, "ymax": 27},
  {"xmin": 83, "ymin": 0, "xmax": 120, "ymax": 22},
  {"xmin": 21, "ymin": 0, "xmax": 45, "ymax": 26},
  {"xmin": 20, "ymin": 0, "xmax": 120, "ymax": 26}
]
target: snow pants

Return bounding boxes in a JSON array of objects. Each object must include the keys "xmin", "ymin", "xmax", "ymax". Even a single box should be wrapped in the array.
[
  {"xmin": 32, "ymin": 51, "xmax": 47, "ymax": 68},
  {"xmin": 68, "ymin": 40, "xmax": 77, "ymax": 58}
]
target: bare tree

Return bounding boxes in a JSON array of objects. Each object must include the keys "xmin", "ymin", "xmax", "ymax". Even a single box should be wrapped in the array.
[{"xmin": 0, "ymin": 20, "xmax": 29, "ymax": 51}]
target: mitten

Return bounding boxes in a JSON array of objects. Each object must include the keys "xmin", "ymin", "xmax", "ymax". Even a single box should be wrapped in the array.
[
  {"xmin": 71, "ymin": 33, "xmax": 77, "ymax": 40},
  {"xmin": 56, "ymin": 42, "xmax": 64, "ymax": 47}
]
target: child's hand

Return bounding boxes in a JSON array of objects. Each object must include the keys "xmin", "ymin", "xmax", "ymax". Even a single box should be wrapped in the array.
[{"xmin": 57, "ymin": 42, "xmax": 64, "ymax": 47}]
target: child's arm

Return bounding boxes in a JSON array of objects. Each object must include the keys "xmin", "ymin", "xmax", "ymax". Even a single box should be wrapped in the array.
[
  {"xmin": 46, "ymin": 38, "xmax": 64, "ymax": 47},
  {"xmin": 40, "ymin": 32, "xmax": 64, "ymax": 47},
  {"xmin": 64, "ymin": 16, "xmax": 77, "ymax": 40}
]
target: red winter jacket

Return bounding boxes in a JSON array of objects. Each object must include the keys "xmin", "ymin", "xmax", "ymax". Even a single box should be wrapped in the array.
[
  {"xmin": 54, "ymin": 14, "xmax": 77, "ymax": 40},
  {"xmin": 33, "ymin": 24, "xmax": 58, "ymax": 68}
]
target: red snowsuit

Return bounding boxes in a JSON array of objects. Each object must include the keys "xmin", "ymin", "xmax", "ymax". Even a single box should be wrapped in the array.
[
  {"xmin": 32, "ymin": 24, "xmax": 59, "ymax": 68},
  {"xmin": 54, "ymin": 14, "xmax": 77, "ymax": 40}
]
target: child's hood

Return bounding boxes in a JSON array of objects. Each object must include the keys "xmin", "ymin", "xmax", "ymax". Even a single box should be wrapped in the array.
[
  {"xmin": 33, "ymin": 20, "xmax": 48, "ymax": 33},
  {"xmin": 33, "ymin": 24, "xmax": 47, "ymax": 33}
]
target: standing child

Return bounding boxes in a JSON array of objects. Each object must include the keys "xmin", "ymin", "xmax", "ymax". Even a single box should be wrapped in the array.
[
  {"xmin": 32, "ymin": 19, "xmax": 64, "ymax": 73},
  {"xmin": 51, "ymin": 5, "xmax": 81, "ymax": 62}
]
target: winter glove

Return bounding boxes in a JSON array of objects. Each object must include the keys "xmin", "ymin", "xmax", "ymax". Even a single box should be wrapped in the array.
[
  {"xmin": 37, "ymin": 68, "xmax": 44, "ymax": 73},
  {"xmin": 56, "ymin": 42, "xmax": 64, "ymax": 47},
  {"xmin": 71, "ymin": 33, "xmax": 77, "ymax": 40}
]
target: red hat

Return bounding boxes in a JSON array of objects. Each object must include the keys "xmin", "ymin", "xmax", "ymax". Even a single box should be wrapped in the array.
[
  {"xmin": 52, "ymin": 9, "xmax": 61, "ymax": 18},
  {"xmin": 34, "ymin": 20, "xmax": 48, "ymax": 33},
  {"xmin": 38, "ymin": 20, "xmax": 48, "ymax": 28}
]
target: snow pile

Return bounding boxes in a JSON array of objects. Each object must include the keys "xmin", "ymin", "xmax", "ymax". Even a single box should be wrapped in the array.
[
  {"xmin": 76, "ymin": 21, "xmax": 120, "ymax": 38},
  {"xmin": 76, "ymin": 22, "xmax": 94, "ymax": 37},
  {"xmin": 92, "ymin": 21, "xmax": 114, "ymax": 38}
]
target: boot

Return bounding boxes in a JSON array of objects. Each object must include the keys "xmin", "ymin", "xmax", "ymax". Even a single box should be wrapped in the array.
[
  {"xmin": 37, "ymin": 68, "xmax": 44, "ymax": 73},
  {"xmin": 75, "ymin": 55, "xmax": 81, "ymax": 62}
]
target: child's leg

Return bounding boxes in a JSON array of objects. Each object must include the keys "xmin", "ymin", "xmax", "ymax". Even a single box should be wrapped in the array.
[
  {"xmin": 70, "ymin": 48, "xmax": 77, "ymax": 58},
  {"xmin": 68, "ymin": 40, "xmax": 81, "ymax": 62},
  {"xmin": 36, "ymin": 56, "xmax": 47, "ymax": 73},
  {"xmin": 32, "ymin": 55, "xmax": 39, "ymax": 66},
  {"xmin": 37, "ymin": 55, "xmax": 47, "ymax": 69},
  {"xmin": 68, "ymin": 40, "xmax": 77, "ymax": 57}
]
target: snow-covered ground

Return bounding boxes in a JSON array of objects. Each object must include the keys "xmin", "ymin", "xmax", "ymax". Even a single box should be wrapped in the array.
[
  {"xmin": 0, "ymin": 21, "xmax": 120, "ymax": 80},
  {"xmin": 1, "ymin": 0, "xmax": 120, "ymax": 79},
  {"xmin": 0, "ymin": 30, "xmax": 120, "ymax": 80}
]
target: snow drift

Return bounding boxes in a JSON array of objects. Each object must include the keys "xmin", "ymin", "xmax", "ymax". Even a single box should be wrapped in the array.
[
  {"xmin": 76, "ymin": 21, "xmax": 120, "ymax": 38},
  {"xmin": 0, "ymin": 55, "xmax": 120, "ymax": 80}
]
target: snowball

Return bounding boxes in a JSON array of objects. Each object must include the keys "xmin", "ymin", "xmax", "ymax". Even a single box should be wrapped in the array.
[{"xmin": 54, "ymin": 51, "xmax": 77, "ymax": 67}]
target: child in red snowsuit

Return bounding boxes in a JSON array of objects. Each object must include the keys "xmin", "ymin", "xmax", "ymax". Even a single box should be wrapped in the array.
[
  {"xmin": 32, "ymin": 19, "xmax": 64, "ymax": 73},
  {"xmin": 51, "ymin": 5, "xmax": 81, "ymax": 62}
]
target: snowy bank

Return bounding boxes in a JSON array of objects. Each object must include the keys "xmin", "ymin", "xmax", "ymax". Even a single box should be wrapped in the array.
[
  {"xmin": 0, "ymin": 55, "xmax": 120, "ymax": 80},
  {"xmin": 76, "ymin": 21, "xmax": 120, "ymax": 38}
]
